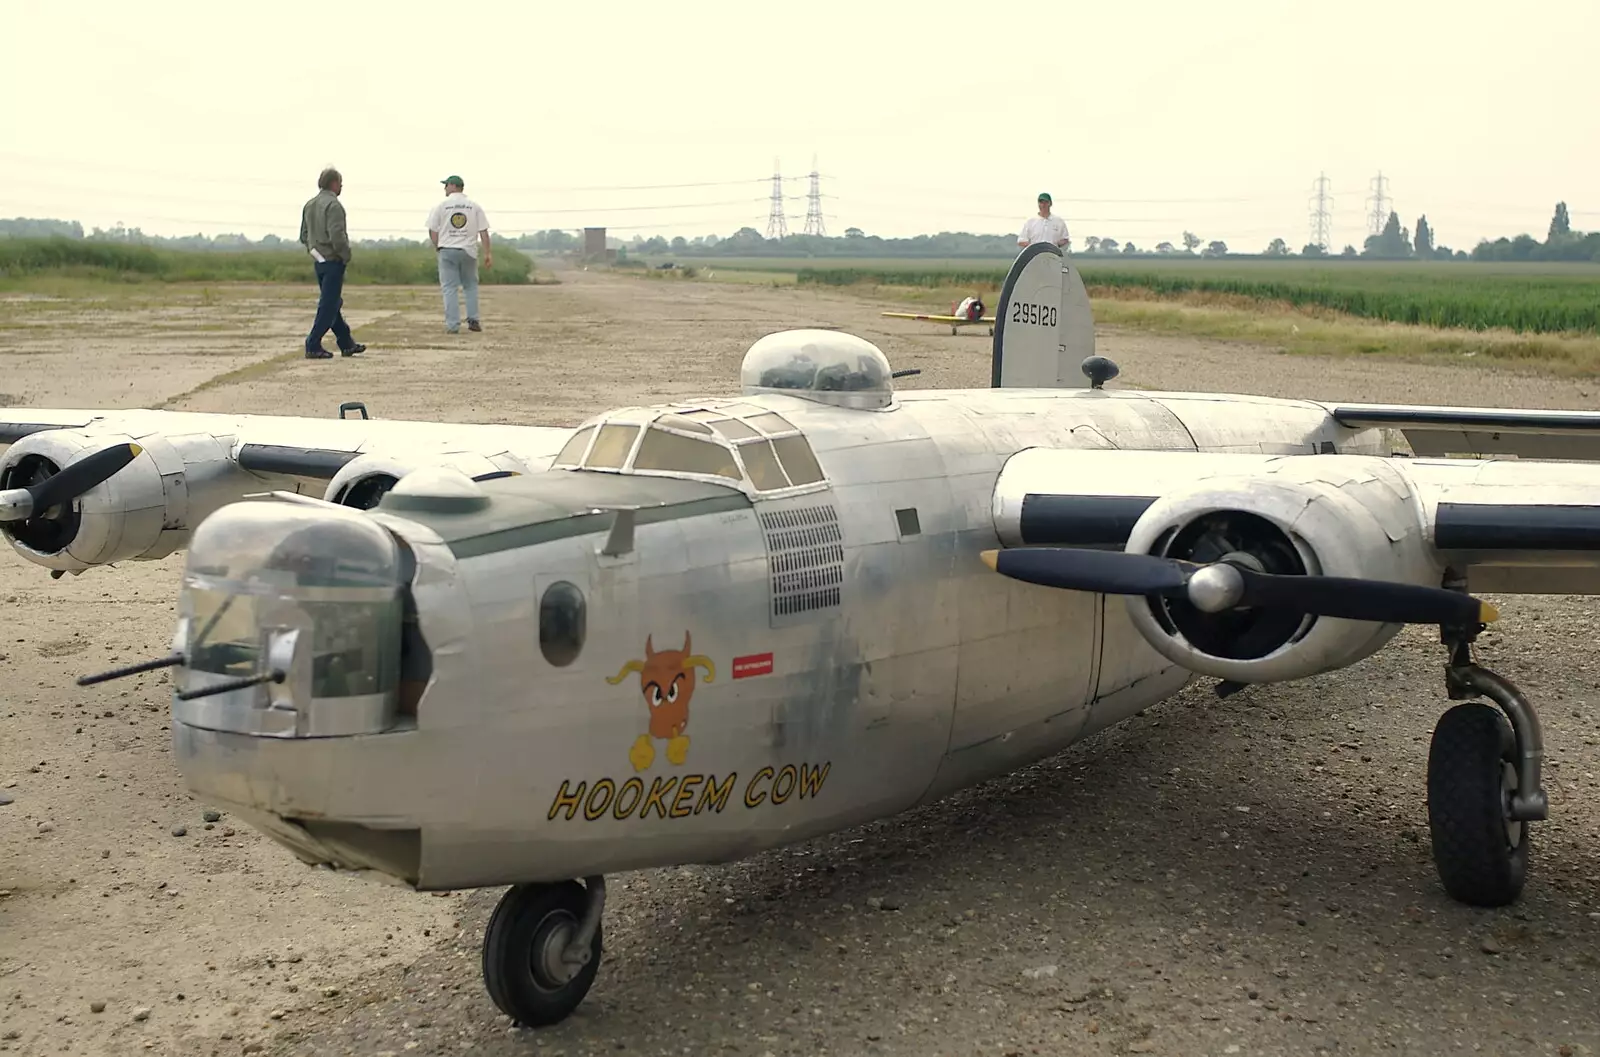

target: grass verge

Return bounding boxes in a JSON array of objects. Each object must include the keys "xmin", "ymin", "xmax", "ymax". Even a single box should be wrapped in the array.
[
  {"xmin": 1089, "ymin": 295, "xmax": 1600, "ymax": 375},
  {"xmin": 677, "ymin": 267, "xmax": 1600, "ymax": 376},
  {"xmin": 0, "ymin": 237, "xmax": 546, "ymax": 289}
]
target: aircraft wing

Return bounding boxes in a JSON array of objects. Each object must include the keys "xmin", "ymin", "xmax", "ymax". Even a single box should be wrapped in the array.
[
  {"xmin": 0, "ymin": 405, "xmax": 578, "ymax": 575},
  {"xmin": 880, "ymin": 312, "xmax": 990, "ymax": 324},
  {"xmin": 984, "ymin": 440, "xmax": 1600, "ymax": 687}
]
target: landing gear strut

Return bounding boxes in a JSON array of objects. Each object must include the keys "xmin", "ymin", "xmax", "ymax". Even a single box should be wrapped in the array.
[
  {"xmin": 1426, "ymin": 616, "xmax": 1548, "ymax": 907},
  {"xmin": 482, "ymin": 876, "xmax": 606, "ymax": 1027}
]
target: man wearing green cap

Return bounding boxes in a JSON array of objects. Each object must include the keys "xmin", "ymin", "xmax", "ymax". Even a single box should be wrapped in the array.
[
  {"xmin": 1017, "ymin": 193, "xmax": 1070, "ymax": 251},
  {"xmin": 426, "ymin": 175, "xmax": 493, "ymax": 333}
]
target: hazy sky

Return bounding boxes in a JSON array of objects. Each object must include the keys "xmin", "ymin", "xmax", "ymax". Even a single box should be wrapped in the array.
[{"xmin": 2, "ymin": 0, "xmax": 1594, "ymax": 253}]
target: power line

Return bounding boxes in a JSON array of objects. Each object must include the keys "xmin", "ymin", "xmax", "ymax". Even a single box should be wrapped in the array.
[
  {"xmin": 0, "ymin": 151, "xmax": 799, "ymax": 196},
  {"xmin": 1366, "ymin": 171, "xmax": 1391, "ymax": 237},
  {"xmin": 1307, "ymin": 172, "xmax": 1332, "ymax": 252}
]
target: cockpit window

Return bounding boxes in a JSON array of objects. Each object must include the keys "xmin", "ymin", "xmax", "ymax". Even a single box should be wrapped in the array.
[
  {"xmin": 586, "ymin": 424, "xmax": 639, "ymax": 469},
  {"xmin": 655, "ymin": 413, "xmax": 715, "ymax": 436},
  {"xmin": 708, "ymin": 418, "xmax": 759, "ymax": 441},
  {"xmin": 739, "ymin": 440, "xmax": 789, "ymax": 491},
  {"xmin": 772, "ymin": 435, "xmax": 824, "ymax": 486},
  {"xmin": 746, "ymin": 412, "xmax": 797, "ymax": 436},
  {"xmin": 560, "ymin": 402, "xmax": 830, "ymax": 495},
  {"xmin": 632, "ymin": 426, "xmax": 741, "ymax": 479},
  {"xmin": 554, "ymin": 426, "xmax": 595, "ymax": 467}
]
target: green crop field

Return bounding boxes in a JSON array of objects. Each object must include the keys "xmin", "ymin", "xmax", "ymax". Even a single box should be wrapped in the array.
[
  {"xmin": 0, "ymin": 237, "xmax": 539, "ymax": 287},
  {"xmin": 677, "ymin": 256, "xmax": 1600, "ymax": 336}
]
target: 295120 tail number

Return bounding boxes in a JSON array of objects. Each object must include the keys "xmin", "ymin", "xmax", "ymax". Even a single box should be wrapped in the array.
[{"xmin": 1009, "ymin": 302, "xmax": 1057, "ymax": 327}]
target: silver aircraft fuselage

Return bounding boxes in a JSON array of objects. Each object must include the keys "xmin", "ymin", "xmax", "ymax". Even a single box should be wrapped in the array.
[{"xmin": 172, "ymin": 385, "xmax": 1388, "ymax": 890}]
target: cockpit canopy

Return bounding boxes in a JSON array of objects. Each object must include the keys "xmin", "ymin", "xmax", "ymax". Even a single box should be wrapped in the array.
[
  {"xmin": 738, "ymin": 329, "xmax": 894, "ymax": 411},
  {"xmin": 552, "ymin": 400, "xmax": 827, "ymax": 496}
]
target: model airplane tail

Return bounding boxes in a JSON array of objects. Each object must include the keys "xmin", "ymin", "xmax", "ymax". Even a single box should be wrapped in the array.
[
  {"xmin": 878, "ymin": 246, "xmax": 1094, "ymax": 377},
  {"xmin": 990, "ymin": 243, "xmax": 1096, "ymax": 389}
]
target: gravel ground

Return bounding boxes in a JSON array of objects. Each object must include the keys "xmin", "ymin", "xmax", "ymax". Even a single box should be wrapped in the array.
[{"xmin": 1, "ymin": 265, "xmax": 1597, "ymax": 1057}]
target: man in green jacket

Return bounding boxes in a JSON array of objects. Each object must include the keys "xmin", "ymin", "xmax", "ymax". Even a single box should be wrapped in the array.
[{"xmin": 299, "ymin": 167, "xmax": 366, "ymax": 359}]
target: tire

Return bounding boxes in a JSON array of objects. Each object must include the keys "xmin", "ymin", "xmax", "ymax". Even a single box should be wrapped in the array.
[
  {"xmin": 1426, "ymin": 702, "xmax": 1529, "ymax": 907},
  {"xmin": 482, "ymin": 880, "xmax": 603, "ymax": 1027}
]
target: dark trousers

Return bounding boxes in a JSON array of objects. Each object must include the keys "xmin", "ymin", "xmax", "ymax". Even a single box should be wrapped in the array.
[{"xmin": 306, "ymin": 259, "xmax": 355, "ymax": 352}]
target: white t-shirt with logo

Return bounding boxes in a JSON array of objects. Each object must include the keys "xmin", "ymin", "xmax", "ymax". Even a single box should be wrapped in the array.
[
  {"xmin": 428, "ymin": 193, "xmax": 491, "ymax": 257},
  {"xmin": 1018, "ymin": 213, "xmax": 1069, "ymax": 247}
]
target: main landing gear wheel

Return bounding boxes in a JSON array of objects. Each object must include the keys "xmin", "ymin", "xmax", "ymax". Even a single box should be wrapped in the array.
[
  {"xmin": 482, "ymin": 877, "xmax": 606, "ymax": 1028},
  {"xmin": 1426, "ymin": 703, "xmax": 1528, "ymax": 907},
  {"xmin": 1421, "ymin": 623, "xmax": 1548, "ymax": 909}
]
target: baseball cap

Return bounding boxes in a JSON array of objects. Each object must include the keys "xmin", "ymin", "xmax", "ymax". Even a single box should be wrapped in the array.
[
  {"xmin": 1038, "ymin": 192, "xmax": 1052, "ymax": 203},
  {"xmin": 441, "ymin": 175, "xmax": 464, "ymax": 188}
]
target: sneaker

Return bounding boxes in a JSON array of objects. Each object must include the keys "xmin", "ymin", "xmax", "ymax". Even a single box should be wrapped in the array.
[
  {"xmin": 341, "ymin": 343, "xmax": 366, "ymax": 357},
  {"xmin": 467, "ymin": 319, "xmax": 482, "ymax": 332},
  {"xmin": 306, "ymin": 348, "xmax": 333, "ymax": 359}
]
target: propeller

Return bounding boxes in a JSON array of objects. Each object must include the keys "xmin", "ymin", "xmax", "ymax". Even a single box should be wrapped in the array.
[
  {"xmin": 979, "ymin": 546, "xmax": 1498, "ymax": 627},
  {"xmin": 0, "ymin": 443, "xmax": 142, "ymax": 523}
]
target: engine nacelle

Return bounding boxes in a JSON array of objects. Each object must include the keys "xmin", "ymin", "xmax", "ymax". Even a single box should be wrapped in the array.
[
  {"xmin": 325, "ymin": 450, "xmax": 535, "ymax": 509},
  {"xmin": 0, "ymin": 428, "xmax": 241, "ymax": 572},
  {"xmin": 1121, "ymin": 457, "xmax": 1442, "ymax": 683}
]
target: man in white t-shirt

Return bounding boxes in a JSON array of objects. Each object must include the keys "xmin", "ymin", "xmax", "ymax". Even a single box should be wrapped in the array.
[
  {"xmin": 426, "ymin": 175, "xmax": 493, "ymax": 333},
  {"xmin": 1017, "ymin": 192, "xmax": 1070, "ymax": 252}
]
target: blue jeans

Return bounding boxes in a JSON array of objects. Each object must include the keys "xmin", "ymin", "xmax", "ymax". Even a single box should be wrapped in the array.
[
  {"xmin": 306, "ymin": 259, "xmax": 356, "ymax": 352},
  {"xmin": 437, "ymin": 247, "xmax": 479, "ymax": 331}
]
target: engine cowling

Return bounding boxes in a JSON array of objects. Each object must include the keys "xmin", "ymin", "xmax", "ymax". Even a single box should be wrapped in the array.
[
  {"xmin": 0, "ymin": 429, "xmax": 210, "ymax": 571},
  {"xmin": 324, "ymin": 451, "xmax": 536, "ymax": 509},
  {"xmin": 1119, "ymin": 458, "xmax": 1442, "ymax": 683}
]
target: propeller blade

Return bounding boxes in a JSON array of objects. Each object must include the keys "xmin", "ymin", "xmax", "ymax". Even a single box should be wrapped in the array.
[
  {"xmin": 982, "ymin": 547, "xmax": 1193, "ymax": 595},
  {"xmin": 979, "ymin": 546, "xmax": 1499, "ymax": 629},
  {"xmin": 0, "ymin": 443, "xmax": 142, "ymax": 522},
  {"xmin": 1233, "ymin": 567, "xmax": 1498, "ymax": 626}
]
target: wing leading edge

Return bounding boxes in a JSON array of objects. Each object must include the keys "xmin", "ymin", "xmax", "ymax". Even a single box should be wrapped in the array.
[
  {"xmin": 1326, "ymin": 402, "xmax": 1600, "ymax": 461},
  {"xmin": 881, "ymin": 312, "xmax": 991, "ymax": 324}
]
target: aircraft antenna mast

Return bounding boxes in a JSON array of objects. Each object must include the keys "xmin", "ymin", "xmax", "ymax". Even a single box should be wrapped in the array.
[
  {"xmin": 765, "ymin": 158, "xmax": 788, "ymax": 240},
  {"xmin": 1307, "ymin": 172, "xmax": 1332, "ymax": 252},
  {"xmin": 1366, "ymin": 171, "xmax": 1391, "ymax": 237},
  {"xmin": 803, "ymin": 155, "xmax": 826, "ymax": 237}
]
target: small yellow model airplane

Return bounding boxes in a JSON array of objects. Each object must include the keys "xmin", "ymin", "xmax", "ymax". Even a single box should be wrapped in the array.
[{"xmin": 882, "ymin": 295, "xmax": 993, "ymax": 336}]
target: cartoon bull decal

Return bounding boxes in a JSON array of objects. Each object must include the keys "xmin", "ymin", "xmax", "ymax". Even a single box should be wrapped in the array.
[{"xmin": 607, "ymin": 631, "xmax": 716, "ymax": 772}]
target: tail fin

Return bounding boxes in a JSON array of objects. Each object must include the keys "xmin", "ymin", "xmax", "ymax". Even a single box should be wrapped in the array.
[{"xmin": 990, "ymin": 244, "xmax": 1096, "ymax": 388}]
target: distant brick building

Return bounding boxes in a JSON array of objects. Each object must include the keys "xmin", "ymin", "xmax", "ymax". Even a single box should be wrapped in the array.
[{"xmin": 583, "ymin": 227, "xmax": 615, "ymax": 262}]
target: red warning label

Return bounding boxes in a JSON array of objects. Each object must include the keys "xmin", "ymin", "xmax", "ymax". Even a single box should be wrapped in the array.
[{"xmin": 732, "ymin": 652, "xmax": 774, "ymax": 679}]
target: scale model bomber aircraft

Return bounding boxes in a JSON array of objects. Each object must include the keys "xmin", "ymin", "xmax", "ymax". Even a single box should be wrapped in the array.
[{"xmin": 8, "ymin": 243, "xmax": 1600, "ymax": 1028}]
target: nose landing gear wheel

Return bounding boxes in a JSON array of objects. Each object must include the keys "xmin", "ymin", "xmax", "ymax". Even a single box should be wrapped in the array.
[
  {"xmin": 482, "ymin": 879, "xmax": 604, "ymax": 1027},
  {"xmin": 1426, "ymin": 702, "xmax": 1529, "ymax": 907}
]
